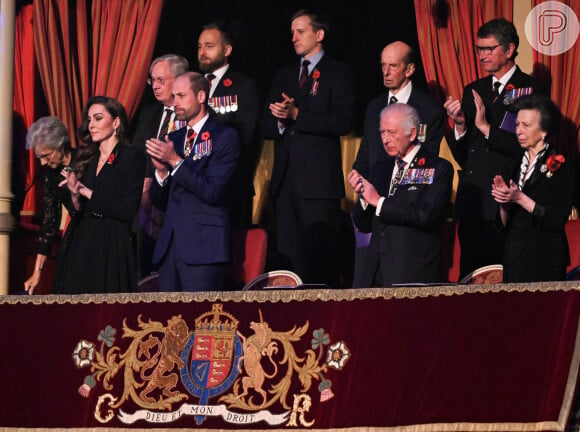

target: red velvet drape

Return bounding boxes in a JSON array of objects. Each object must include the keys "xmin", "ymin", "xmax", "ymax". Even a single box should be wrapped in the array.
[
  {"xmin": 531, "ymin": 0, "xmax": 580, "ymax": 156},
  {"xmin": 14, "ymin": 5, "xmax": 38, "ymax": 214},
  {"xmin": 33, "ymin": 0, "xmax": 164, "ymax": 149},
  {"xmin": 413, "ymin": 1, "xmax": 513, "ymax": 106}
]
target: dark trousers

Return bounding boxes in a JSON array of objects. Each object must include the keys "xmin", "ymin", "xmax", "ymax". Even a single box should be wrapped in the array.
[
  {"xmin": 158, "ymin": 237, "xmax": 227, "ymax": 292},
  {"xmin": 458, "ymin": 220, "xmax": 504, "ymax": 280},
  {"xmin": 274, "ymin": 180, "xmax": 350, "ymax": 288}
]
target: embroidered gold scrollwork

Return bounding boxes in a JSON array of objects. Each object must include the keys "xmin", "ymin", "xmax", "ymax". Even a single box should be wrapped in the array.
[{"xmin": 94, "ymin": 393, "xmax": 117, "ymax": 423}]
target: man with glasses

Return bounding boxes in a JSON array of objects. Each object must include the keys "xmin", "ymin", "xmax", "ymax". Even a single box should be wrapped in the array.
[
  {"xmin": 132, "ymin": 54, "xmax": 189, "ymax": 279},
  {"xmin": 444, "ymin": 18, "xmax": 544, "ymax": 279}
]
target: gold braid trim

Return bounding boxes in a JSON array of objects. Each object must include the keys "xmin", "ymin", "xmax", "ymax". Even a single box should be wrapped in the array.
[{"xmin": 1, "ymin": 281, "xmax": 579, "ymax": 306}]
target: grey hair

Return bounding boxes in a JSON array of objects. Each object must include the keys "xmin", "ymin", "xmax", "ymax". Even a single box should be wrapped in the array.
[
  {"xmin": 25, "ymin": 116, "xmax": 70, "ymax": 151},
  {"xmin": 149, "ymin": 54, "xmax": 189, "ymax": 76},
  {"xmin": 380, "ymin": 103, "xmax": 421, "ymax": 136}
]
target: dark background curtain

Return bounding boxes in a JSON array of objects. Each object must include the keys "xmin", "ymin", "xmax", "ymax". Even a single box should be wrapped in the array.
[{"xmin": 138, "ymin": 0, "xmax": 427, "ymax": 136}]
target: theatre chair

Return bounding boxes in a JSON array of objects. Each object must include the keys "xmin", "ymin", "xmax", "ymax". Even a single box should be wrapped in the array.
[
  {"xmin": 459, "ymin": 264, "xmax": 503, "ymax": 284},
  {"xmin": 242, "ymin": 270, "xmax": 303, "ymax": 291},
  {"xmin": 225, "ymin": 227, "xmax": 268, "ymax": 290},
  {"xmin": 137, "ymin": 273, "xmax": 159, "ymax": 292},
  {"xmin": 566, "ymin": 219, "xmax": 580, "ymax": 273}
]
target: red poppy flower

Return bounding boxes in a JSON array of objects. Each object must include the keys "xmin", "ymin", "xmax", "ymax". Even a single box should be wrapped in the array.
[
  {"xmin": 312, "ymin": 70, "xmax": 320, "ymax": 79},
  {"xmin": 505, "ymin": 83, "xmax": 515, "ymax": 91},
  {"xmin": 546, "ymin": 154, "xmax": 565, "ymax": 173},
  {"xmin": 201, "ymin": 131, "xmax": 211, "ymax": 141},
  {"xmin": 417, "ymin": 157, "xmax": 425, "ymax": 166},
  {"xmin": 107, "ymin": 153, "xmax": 115, "ymax": 164},
  {"xmin": 223, "ymin": 78, "xmax": 232, "ymax": 87}
]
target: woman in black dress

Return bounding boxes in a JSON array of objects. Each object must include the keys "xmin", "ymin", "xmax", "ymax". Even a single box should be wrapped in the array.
[
  {"xmin": 491, "ymin": 94, "xmax": 573, "ymax": 282},
  {"xmin": 56, "ymin": 96, "xmax": 145, "ymax": 294},
  {"xmin": 23, "ymin": 117, "xmax": 82, "ymax": 294}
]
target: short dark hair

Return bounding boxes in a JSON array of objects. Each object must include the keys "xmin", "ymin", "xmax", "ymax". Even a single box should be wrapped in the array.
[
  {"xmin": 513, "ymin": 94, "xmax": 561, "ymax": 137},
  {"xmin": 201, "ymin": 21, "xmax": 234, "ymax": 46},
  {"xmin": 477, "ymin": 18, "xmax": 519, "ymax": 59},
  {"xmin": 178, "ymin": 71, "xmax": 210, "ymax": 104},
  {"xmin": 291, "ymin": 9, "xmax": 329, "ymax": 34}
]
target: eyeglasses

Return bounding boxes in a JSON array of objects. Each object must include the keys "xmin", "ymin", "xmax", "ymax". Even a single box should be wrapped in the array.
[
  {"xmin": 475, "ymin": 44, "xmax": 501, "ymax": 55},
  {"xmin": 147, "ymin": 76, "xmax": 172, "ymax": 86},
  {"xmin": 35, "ymin": 148, "xmax": 54, "ymax": 161}
]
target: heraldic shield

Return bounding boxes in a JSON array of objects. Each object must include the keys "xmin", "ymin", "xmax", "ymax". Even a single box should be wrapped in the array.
[{"xmin": 180, "ymin": 304, "xmax": 242, "ymax": 424}]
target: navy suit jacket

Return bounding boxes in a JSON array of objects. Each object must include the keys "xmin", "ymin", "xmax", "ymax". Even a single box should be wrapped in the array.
[
  {"xmin": 263, "ymin": 54, "xmax": 354, "ymax": 199},
  {"xmin": 353, "ymin": 85, "xmax": 445, "ymax": 177},
  {"xmin": 209, "ymin": 68, "xmax": 260, "ymax": 198},
  {"xmin": 149, "ymin": 117, "xmax": 240, "ymax": 266},
  {"xmin": 450, "ymin": 66, "xmax": 545, "ymax": 221},
  {"xmin": 502, "ymin": 149, "xmax": 573, "ymax": 272},
  {"xmin": 353, "ymin": 146, "xmax": 453, "ymax": 287}
]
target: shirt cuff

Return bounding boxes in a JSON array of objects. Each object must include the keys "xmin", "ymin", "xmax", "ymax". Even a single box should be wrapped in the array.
[
  {"xmin": 454, "ymin": 126, "xmax": 467, "ymax": 140},
  {"xmin": 171, "ymin": 159, "xmax": 185, "ymax": 175},
  {"xmin": 375, "ymin": 196, "xmax": 385, "ymax": 216},
  {"xmin": 154, "ymin": 169, "xmax": 170, "ymax": 186}
]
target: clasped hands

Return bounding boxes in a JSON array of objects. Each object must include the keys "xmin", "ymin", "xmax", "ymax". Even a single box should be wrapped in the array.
[
  {"xmin": 348, "ymin": 169, "xmax": 380, "ymax": 207},
  {"xmin": 269, "ymin": 92, "xmax": 298, "ymax": 121},
  {"xmin": 59, "ymin": 168, "xmax": 92, "ymax": 203},
  {"xmin": 146, "ymin": 136, "xmax": 181, "ymax": 176},
  {"xmin": 443, "ymin": 90, "xmax": 490, "ymax": 137},
  {"xmin": 491, "ymin": 175, "xmax": 520, "ymax": 205}
]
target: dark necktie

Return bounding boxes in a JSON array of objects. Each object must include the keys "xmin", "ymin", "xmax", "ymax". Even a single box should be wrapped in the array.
[
  {"xmin": 184, "ymin": 127, "xmax": 197, "ymax": 157},
  {"xmin": 299, "ymin": 60, "xmax": 310, "ymax": 88},
  {"xmin": 157, "ymin": 108, "xmax": 173, "ymax": 139},
  {"xmin": 389, "ymin": 95, "xmax": 398, "ymax": 105},
  {"xmin": 206, "ymin": 73, "xmax": 216, "ymax": 86},
  {"xmin": 491, "ymin": 81, "xmax": 501, "ymax": 103},
  {"xmin": 388, "ymin": 158, "xmax": 406, "ymax": 197}
]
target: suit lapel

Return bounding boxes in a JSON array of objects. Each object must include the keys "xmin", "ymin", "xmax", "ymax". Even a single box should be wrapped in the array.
[{"xmin": 524, "ymin": 150, "xmax": 549, "ymax": 190}]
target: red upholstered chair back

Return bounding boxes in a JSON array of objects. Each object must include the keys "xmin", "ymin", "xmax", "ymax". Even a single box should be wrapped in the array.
[
  {"xmin": 242, "ymin": 270, "xmax": 303, "ymax": 291},
  {"xmin": 226, "ymin": 228, "xmax": 268, "ymax": 290},
  {"xmin": 566, "ymin": 219, "xmax": 580, "ymax": 273},
  {"xmin": 440, "ymin": 220, "xmax": 461, "ymax": 283},
  {"xmin": 459, "ymin": 264, "xmax": 503, "ymax": 284}
]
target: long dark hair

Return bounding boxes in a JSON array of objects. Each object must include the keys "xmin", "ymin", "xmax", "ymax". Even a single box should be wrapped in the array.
[{"xmin": 75, "ymin": 96, "xmax": 130, "ymax": 177}]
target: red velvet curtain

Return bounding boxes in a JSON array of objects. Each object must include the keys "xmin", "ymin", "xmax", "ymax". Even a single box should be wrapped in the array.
[
  {"xmin": 33, "ymin": 0, "xmax": 164, "ymax": 149},
  {"xmin": 531, "ymin": 0, "xmax": 580, "ymax": 156},
  {"xmin": 14, "ymin": 5, "xmax": 38, "ymax": 214},
  {"xmin": 413, "ymin": 1, "xmax": 513, "ymax": 105},
  {"xmin": 90, "ymin": 0, "xmax": 163, "ymax": 119}
]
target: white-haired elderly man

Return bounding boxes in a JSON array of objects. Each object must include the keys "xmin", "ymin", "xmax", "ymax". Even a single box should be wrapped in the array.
[{"xmin": 348, "ymin": 103, "xmax": 453, "ymax": 287}]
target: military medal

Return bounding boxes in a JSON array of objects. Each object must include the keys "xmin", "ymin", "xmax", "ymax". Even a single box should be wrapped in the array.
[
  {"xmin": 219, "ymin": 97, "xmax": 226, "ymax": 114},
  {"xmin": 417, "ymin": 123, "xmax": 427, "ymax": 143},
  {"xmin": 231, "ymin": 95, "xmax": 238, "ymax": 112},
  {"xmin": 225, "ymin": 96, "xmax": 231, "ymax": 112}
]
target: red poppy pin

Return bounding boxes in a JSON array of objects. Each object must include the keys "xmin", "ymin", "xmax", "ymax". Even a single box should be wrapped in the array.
[
  {"xmin": 417, "ymin": 157, "xmax": 425, "ymax": 167},
  {"xmin": 106, "ymin": 148, "xmax": 118, "ymax": 165},
  {"xmin": 201, "ymin": 131, "xmax": 211, "ymax": 141},
  {"xmin": 312, "ymin": 70, "xmax": 320, "ymax": 80},
  {"xmin": 545, "ymin": 154, "xmax": 565, "ymax": 177},
  {"xmin": 505, "ymin": 83, "xmax": 515, "ymax": 91},
  {"xmin": 223, "ymin": 78, "xmax": 232, "ymax": 87}
]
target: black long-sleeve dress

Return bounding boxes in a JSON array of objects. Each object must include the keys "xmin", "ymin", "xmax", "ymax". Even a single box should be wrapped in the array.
[{"xmin": 54, "ymin": 144, "xmax": 145, "ymax": 294}]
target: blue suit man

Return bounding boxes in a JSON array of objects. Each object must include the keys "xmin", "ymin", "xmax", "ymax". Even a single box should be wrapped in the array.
[{"xmin": 146, "ymin": 72, "xmax": 240, "ymax": 292}]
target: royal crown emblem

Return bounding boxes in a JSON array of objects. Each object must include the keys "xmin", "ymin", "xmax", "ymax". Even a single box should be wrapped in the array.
[{"xmin": 72, "ymin": 303, "xmax": 350, "ymax": 428}]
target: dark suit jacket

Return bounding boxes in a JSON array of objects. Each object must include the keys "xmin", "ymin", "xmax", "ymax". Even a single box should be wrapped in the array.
[
  {"xmin": 502, "ymin": 149, "xmax": 573, "ymax": 278},
  {"xmin": 132, "ymin": 102, "xmax": 165, "ymax": 178},
  {"xmin": 209, "ymin": 68, "xmax": 260, "ymax": 198},
  {"xmin": 263, "ymin": 54, "xmax": 354, "ymax": 199},
  {"xmin": 149, "ymin": 117, "xmax": 240, "ymax": 266},
  {"xmin": 450, "ymin": 66, "xmax": 545, "ymax": 222},
  {"xmin": 353, "ymin": 147, "xmax": 453, "ymax": 287},
  {"xmin": 353, "ymin": 85, "xmax": 445, "ymax": 177}
]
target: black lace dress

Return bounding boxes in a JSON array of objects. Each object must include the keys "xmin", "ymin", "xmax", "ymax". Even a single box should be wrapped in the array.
[{"xmin": 36, "ymin": 152, "xmax": 80, "ymax": 289}]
